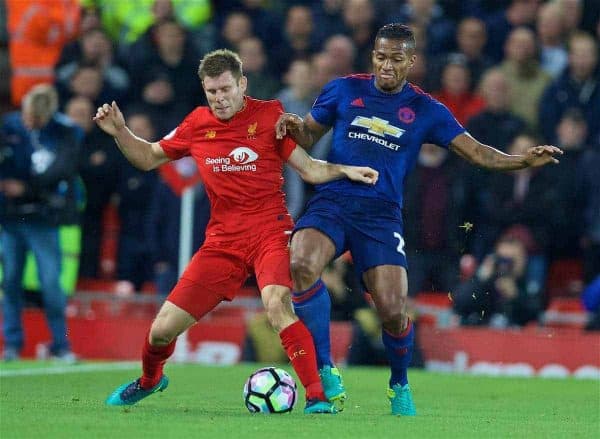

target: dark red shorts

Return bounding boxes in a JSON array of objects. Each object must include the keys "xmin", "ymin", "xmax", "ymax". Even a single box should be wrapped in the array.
[{"xmin": 166, "ymin": 227, "xmax": 292, "ymax": 320}]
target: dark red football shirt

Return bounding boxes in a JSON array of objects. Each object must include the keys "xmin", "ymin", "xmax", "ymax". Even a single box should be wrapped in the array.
[{"xmin": 159, "ymin": 97, "xmax": 296, "ymax": 239}]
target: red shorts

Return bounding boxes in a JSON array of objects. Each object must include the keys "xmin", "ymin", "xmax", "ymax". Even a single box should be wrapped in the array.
[{"xmin": 166, "ymin": 227, "xmax": 292, "ymax": 320}]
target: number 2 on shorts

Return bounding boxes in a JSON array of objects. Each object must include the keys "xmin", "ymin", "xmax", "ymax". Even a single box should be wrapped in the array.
[{"xmin": 393, "ymin": 232, "xmax": 405, "ymax": 255}]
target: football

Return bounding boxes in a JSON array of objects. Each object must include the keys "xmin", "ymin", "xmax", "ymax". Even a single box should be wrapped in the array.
[{"xmin": 243, "ymin": 367, "xmax": 297, "ymax": 414}]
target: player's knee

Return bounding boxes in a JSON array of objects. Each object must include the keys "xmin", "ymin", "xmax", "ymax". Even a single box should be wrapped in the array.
[
  {"xmin": 263, "ymin": 291, "xmax": 292, "ymax": 331},
  {"xmin": 149, "ymin": 319, "xmax": 177, "ymax": 346},
  {"xmin": 289, "ymin": 255, "xmax": 319, "ymax": 286}
]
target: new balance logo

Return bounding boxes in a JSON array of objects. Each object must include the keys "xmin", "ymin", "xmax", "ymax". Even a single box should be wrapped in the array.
[{"xmin": 350, "ymin": 97, "xmax": 365, "ymax": 107}]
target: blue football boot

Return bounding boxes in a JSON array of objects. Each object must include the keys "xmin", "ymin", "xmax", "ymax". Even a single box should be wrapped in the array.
[
  {"xmin": 106, "ymin": 376, "xmax": 169, "ymax": 406},
  {"xmin": 387, "ymin": 383, "xmax": 416, "ymax": 416}
]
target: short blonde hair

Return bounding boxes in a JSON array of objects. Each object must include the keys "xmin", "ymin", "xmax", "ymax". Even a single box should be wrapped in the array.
[{"xmin": 22, "ymin": 84, "xmax": 59, "ymax": 119}]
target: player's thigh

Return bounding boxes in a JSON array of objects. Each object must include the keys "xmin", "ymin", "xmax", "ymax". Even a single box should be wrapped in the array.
[
  {"xmin": 254, "ymin": 231, "xmax": 293, "ymax": 290},
  {"xmin": 167, "ymin": 246, "xmax": 248, "ymax": 321},
  {"xmin": 290, "ymin": 228, "xmax": 338, "ymax": 275}
]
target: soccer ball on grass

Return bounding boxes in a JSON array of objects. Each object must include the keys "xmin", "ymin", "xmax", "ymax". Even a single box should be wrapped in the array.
[{"xmin": 243, "ymin": 367, "xmax": 297, "ymax": 413}]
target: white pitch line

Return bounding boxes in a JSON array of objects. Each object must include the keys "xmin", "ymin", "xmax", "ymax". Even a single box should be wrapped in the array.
[{"xmin": 0, "ymin": 361, "xmax": 140, "ymax": 377}]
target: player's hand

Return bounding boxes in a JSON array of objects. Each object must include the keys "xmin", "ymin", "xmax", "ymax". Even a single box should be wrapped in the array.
[
  {"xmin": 275, "ymin": 113, "xmax": 304, "ymax": 139},
  {"xmin": 342, "ymin": 166, "xmax": 379, "ymax": 185},
  {"xmin": 93, "ymin": 101, "xmax": 126, "ymax": 137},
  {"xmin": 523, "ymin": 145, "xmax": 562, "ymax": 167}
]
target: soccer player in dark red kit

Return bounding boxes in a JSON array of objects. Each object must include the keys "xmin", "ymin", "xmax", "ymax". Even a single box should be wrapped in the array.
[{"xmin": 94, "ymin": 49, "xmax": 378, "ymax": 414}]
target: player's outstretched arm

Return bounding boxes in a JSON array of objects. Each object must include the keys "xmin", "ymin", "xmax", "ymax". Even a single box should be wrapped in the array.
[
  {"xmin": 93, "ymin": 101, "xmax": 169, "ymax": 171},
  {"xmin": 450, "ymin": 133, "xmax": 562, "ymax": 171},
  {"xmin": 275, "ymin": 113, "xmax": 329, "ymax": 149},
  {"xmin": 287, "ymin": 146, "xmax": 378, "ymax": 185}
]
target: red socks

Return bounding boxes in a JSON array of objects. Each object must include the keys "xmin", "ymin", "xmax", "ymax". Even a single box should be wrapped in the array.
[
  {"xmin": 140, "ymin": 334, "xmax": 176, "ymax": 389},
  {"xmin": 279, "ymin": 320, "xmax": 326, "ymax": 401}
]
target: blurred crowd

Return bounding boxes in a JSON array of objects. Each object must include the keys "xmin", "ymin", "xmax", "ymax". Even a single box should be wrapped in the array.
[{"xmin": 1, "ymin": 0, "xmax": 599, "ymax": 337}]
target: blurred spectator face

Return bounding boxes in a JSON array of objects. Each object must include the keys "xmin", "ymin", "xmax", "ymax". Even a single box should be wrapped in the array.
[
  {"xmin": 324, "ymin": 35, "xmax": 356, "ymax": 75},
  {"xmin": 127, "ymin": 114, "xmax": 155, "ymax": 141},
  {"xmin": 505, "ymin": 28, "xmax": 536, "ymax": 64},
  {"xmin": 508, "ymin": 134, "xmax": 535, "ymax": 156},
  {"xmin": 152, "ymin": 0, "xmax": 174, "ymax": 21},
  {"xmin": 70, "ymin": 67, "xmax": 103, "ymax": 101},
  {"xmin": 557, "ymin": 0, "xmax": 582, "ymax": 33},
  {"xmin": 557, "ymin": 112, "xmax": 588, "ymax": 149},
  {"xmin": 343, "ymin": 0, "xmax": 374, "ymax": 28},
  {"xmin": 80, "ymin": 8, "xmax": 101, "ymax": 34},
  {"xmin": 418, "ymin": 143, "xmax": 448, "ymax": 167},
  {"xmin": 21, "ymin": 85, "xmax": 58, "ymax": 130},
  {"xmin": 81, "ymin": 29, "xmax": 112, "ymax": 65},
  {"xmin": 285, "ymin": 6, "xmax": 313, "ymax": 39},
  {"xmin": 568, "ymin": 34, "xmax": 598, "ymax": 81},
  {"xmin": 457, "ymin": 18, "xmax": 487, "ymax": 58},
  {"xmin": 222, "ymin": 12, "xmax": 253, "ymax": 48},
  {"xmin": 143, "ymin": 78, "xmax": 175, "ymax": 104},
  {"xmin": 238, "ymin": 37, "xmax": 266, "ymax": 73},
  {"xmin": 508, "ymin": 0, "xmax": 540, "ymax": 26},
  {"xmin": 155, "ymin": 21, "xmax": 185, "ymax": 54},
  {"xmin": 284, "ymin": 60, "xmax": 313, "ymax": 97},
  {"xmin": 536, "ymin": 3, "xmax": 564, "ymax": 44},
  {"xmin": 323, "ymin": 0, "xmax": 343, "ymax": 13},
  {"xmin": 202, "ymin": 71, "xmax": 247, "ymax": 121},
  {"xmin": 408, "ymin": 0, "xmax": 435, "ymax": 17},
  {"xmin": 311, "ymin": 52, "xmax": 337, "ymax": 90},
  {"xmin": 495, "ymin": 239, "xmax": 527, "ymax": 278},
  {"xmin": 480, "ymin": 69, "xmax": 510, "ymax": 111},
  {"xmin": 65, "ymin": 96, "xmax": 94, "ymax": 132},
  {"xmin": 441, "ymin": 63, "xmax": 470, "ymax": 95}
]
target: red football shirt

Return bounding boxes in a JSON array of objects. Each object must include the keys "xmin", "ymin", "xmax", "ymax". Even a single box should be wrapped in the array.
[{"xmin": 159, "ymin": 97, "xmax": 297, "ymax": 239}]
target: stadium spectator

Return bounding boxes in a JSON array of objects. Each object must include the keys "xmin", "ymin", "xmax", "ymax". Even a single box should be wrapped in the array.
[
  {"xmin": 466, "ymin": 68, "xmax": 526, "ymax": 152},
  {"xmin": 127, "ymin": 68, "xmax": 190, "ymax": 138},
  {"xmin": 126, "ymin": 19, "xmax": 202, "ymax": 110},
  {"xmin": 311, "ymin": 0, "xmax": 346, "ymax": 44},
  {"xmin": 549, "ymin": 109, "xmax": 588, "ymax": 259},
  {"xmin": 499, "ymin": 27, "xmax": 552, "ymax": 130},
  {"xmin": 453, "ymin": 17, "xmax": 494, "ymax": 88},
  {"xmin": 0, "ymin": 84, "xmax": 81, "ymax": 361},
  {"xmin": 432, "ymin": 55, "xmax": 485, "ymax": 125},
  {"xmin": 58, "ymin": 63, "xmax": 125, "ymax": 109},
  {"xmin": 538, "ymin": 31, "xmax": 599, "ymax": 147},
  {"xmin": 582, "ymin": 275, "xmax": 600, "ymax": 330},
  {"xmin": 217, "ymin": 11, "xmax": 254, "ymax": 51},
  {"xmin": 391, "ymin": 0, "xmax": 456, "ymax": 57},
  {"xmin": 323, "ymin": 34, "xmax": 357, "ymax": 77},
  {"xmin": 238, "ymin": 37, "xmax": 281, "ymax": 100},
  {"xmin": 95, "ymin": 49, "xmax": 377, "ymax": 413},
  {"xmin": 276, "ymin": 59, "xmax": 317, "ymax": 219},
  {"xmin": 115, "ymin": 112, "xmax": 158, "ymax": 290},
  {"xmin": 536, "ymin": 1, "xmax": 569, "ymax": 78},
  {"xmin": 453, "ymin": 235, "xmax": 542, "ymax": 327},
  {"xmin": 556, "ymin": 0, "xmax": 583, "ymax": 36},
  {"xmin": 146, "ymin": 158, "xmax": 210, "ymax": 297},
  {"xmin": 484, "ymin": 0, "xmax": 541, "ymax": 62},
  {"xmin": 6, "ymin": 0, "xmax": 80, "ymax": 106},
  {"xmin": 340, "ymin": 0, "xmax": 379, "ymax": 72},
  {"xmin": 403, "ymin": 144, "xmax": 466, "ymax": 297},
  {"xmin": 578, "ymin": 146, "xmax": 600, "ymax": 283},
  {"xmin": 65, "ymin": 95, "xmax": 120, "ymax": 278},
  {"xmin": 55, "ymin": 29, "xmax": 130, "ymax": 105},
  {"xmin": 269, "ymin": 4, "xmax": 320, "ymax": 78},
  {"xmin": 276, "ymin": 23, "xmax": 561, "ymax": 416}
]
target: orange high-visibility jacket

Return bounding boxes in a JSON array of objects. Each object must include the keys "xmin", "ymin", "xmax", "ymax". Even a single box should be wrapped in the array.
[{"xmin": 7, "ymin": 0, "xmax": 80, "ymax": 106}]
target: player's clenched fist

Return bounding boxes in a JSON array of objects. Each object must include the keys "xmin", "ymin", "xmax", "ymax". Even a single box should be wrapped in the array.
[
  {"xmin": 93, "ymin": 101, "xmax": 126, "ymax": 137},
  {"xmin": 275, "ymin": 113, "xmax": 304, "ymax": 139},
  {"xmin": 342, "ymin": 166, "xmax": 379, "ymax": 185}
]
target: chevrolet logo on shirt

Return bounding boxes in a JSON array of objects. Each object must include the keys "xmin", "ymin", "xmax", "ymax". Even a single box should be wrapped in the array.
[{"xmin": 350, "ymin": 116, "xmax": 404, "ymax": 138}]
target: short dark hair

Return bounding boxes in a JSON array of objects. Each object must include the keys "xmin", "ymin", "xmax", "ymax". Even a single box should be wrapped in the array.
[
  {"xmin": 198, "ymin": 49, "xmax": 243, "ymax": 81},
  {"xmin": 375, "ymin": 23, "xmax": 416, "ymax": 51}
]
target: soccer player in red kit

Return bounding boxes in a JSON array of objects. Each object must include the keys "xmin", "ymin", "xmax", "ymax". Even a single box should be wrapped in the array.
[{"xmin": 94, "ymin": 49, "xmax": 378, "ymax": 414}]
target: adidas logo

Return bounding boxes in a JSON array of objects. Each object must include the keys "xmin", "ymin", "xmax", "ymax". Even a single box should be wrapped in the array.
[{"xmin": 350, "ymin": 97, "xmax": 365, "ymax": 107}]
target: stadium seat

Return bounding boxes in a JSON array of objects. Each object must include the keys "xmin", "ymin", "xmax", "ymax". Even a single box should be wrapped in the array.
[
  {"xmin": 546, "ymin": 259, "xmax": 584, "ymax": 298},
  {"xmin": 541, "ymin": 297, "xmax": 588, "ymax": 328},
  {"xmin": 414, "ymin": 291, "xmax": 453, "ymax": 326}
]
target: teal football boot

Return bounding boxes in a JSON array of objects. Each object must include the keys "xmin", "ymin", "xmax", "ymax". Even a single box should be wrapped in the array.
[
  {"xmin": 319, "ymin": 365, "xmax": 347, "ymax": 411},
  {"xmin": 304, "ymin": 399, "xmax": 338, "ymax": 414},
  {"xmin": 105, "ymin": 376, "xmax": 169, "ymax": 406},
  {"xmin": 387, "ymin": 383, "xmax": 416, "ymax": 416}
]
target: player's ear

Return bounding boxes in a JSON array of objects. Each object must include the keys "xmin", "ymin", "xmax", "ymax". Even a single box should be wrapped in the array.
[
  {"xmin": 239, "ymin": 75, "xmax": 248, "ymax": 94},
  {"xmin": 408, "ymin": 53, "xmax": 416, "ymax": 69}
]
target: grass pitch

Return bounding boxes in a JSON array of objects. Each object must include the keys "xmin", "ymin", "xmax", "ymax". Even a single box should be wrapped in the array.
[{"xmin": 1, "ymin": 361, "xmax": 598, "ymax": 439}]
